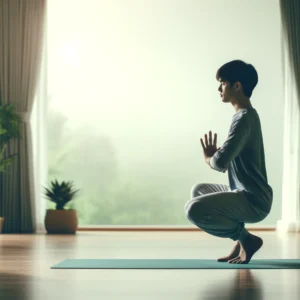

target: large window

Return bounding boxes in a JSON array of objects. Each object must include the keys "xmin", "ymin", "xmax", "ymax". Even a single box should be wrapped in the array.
[{"xmin": 45, "ymin": 0, "xmax": 283, "ymax": 226}]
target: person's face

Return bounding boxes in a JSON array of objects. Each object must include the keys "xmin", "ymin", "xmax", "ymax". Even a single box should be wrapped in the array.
[
  {"xmin": 218, "ymin": 78, "xmax": 232, "ymax": 103},
  {"xmin": 217, "ymin": 78, "xmax": 241, "ymax": 103}
]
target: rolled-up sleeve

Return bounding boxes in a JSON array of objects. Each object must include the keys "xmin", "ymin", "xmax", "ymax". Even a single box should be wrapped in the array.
[{"xmin": 210, "ymin": 115, "xmax": 250, "ymax": 173}]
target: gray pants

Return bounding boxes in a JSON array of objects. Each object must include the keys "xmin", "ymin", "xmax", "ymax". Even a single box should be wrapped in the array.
[{"xmin": 184, "ymin": 183, "xmax": 267, "ymax": 242}]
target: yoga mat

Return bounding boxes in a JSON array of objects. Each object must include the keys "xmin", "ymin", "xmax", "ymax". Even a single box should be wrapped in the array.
[{"xmin": 51, "ymin": 259, "xmax": 300, "ymax": 269}]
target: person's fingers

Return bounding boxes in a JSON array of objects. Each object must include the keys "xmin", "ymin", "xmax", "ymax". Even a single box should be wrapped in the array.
[
  {"xmin": 213, "ymin": 133, "xmax": 217, "ymax": 147},
  {"xmin": 209, "ymin": 131, "xmax": 212, "ymax": 145},
  {"xmin": 200, "ymin": 138, "xmax": 206, "ymax": 151},
  {"xmin": 205, "ymin": 134, "xmax": 208, "ymax": 147}
]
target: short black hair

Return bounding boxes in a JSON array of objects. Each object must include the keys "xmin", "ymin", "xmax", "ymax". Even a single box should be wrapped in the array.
[{"xmin": 216, "ymin": 60, "xmax": 258, "ymax": 98}]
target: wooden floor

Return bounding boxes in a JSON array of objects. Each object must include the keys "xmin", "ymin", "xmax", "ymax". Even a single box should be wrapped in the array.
[{"xmin": 0, "ymin": 230, "xmax": 300, "ymax": 299}]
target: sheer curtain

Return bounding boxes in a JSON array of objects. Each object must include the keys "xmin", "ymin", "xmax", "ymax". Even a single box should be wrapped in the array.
[
  {"xmin": 277, "ymin": 0, "xmax": 300, "ymax": 232},
  {"xmin": 31, "ymin": 39, "xmax": 48, "ymax": 234}
]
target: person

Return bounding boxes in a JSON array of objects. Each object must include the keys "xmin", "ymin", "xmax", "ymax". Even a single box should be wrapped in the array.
[{"xmin": 184, "ymin": 60, "xmax": 273, "ymax": 264}]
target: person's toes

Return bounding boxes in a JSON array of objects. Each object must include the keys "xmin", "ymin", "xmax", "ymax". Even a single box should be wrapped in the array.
[{"xmin": 228, "ymin": 257, "xmax": 239, "ymax": 263}]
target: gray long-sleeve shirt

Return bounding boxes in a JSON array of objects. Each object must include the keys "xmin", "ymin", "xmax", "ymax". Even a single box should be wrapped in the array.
[{"xmin": 210, "ymin": 107, "xmax": 273, "ymax": 214}]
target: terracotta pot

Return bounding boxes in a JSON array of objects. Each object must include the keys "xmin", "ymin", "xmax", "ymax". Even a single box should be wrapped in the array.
[
  {"xmin": 45, "ymin": 209, "xmax": 78, "ymax": 234},
  {"xmin": 0, "ymin": 217, "xmax": 4, "ymax": 233}
]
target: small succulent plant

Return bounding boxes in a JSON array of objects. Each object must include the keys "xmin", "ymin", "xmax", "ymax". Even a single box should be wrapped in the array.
[{"xmin": 43, "ymin": 179, "xmax": 80, "ymax": 210}]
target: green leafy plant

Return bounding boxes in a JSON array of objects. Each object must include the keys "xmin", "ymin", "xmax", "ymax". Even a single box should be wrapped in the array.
[
  {"xmin": 43, "ymin": 179, "xmax": 80, "ymax": 210},
  {"xmin": 0, "ymin": 104, "xmax": 22, "ymax": 173}
]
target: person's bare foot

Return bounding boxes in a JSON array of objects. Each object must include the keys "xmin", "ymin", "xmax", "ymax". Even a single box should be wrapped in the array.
[
  {"xmin": 217, "ymin": 241, "xmax": 241, "ymax": 262},
  {"xmin": 228, "ymin": 233, "xmax": 263, "ymax": 264}
]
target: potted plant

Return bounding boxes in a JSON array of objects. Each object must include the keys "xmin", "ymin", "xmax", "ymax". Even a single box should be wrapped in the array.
[
  {"xmin": 43, "ymin": 179, "xmax": 80, "ymax": 234},
  {"xmin": 0, "ymin": 103, "xmax": 22, "ymax": 233}
]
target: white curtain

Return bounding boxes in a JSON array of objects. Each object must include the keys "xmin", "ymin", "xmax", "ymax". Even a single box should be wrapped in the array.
[{"xmin": 277, "ymin": 0, "xmax": 300, "ymax": 232}]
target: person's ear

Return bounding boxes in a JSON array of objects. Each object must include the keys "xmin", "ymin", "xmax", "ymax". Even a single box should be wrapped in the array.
[{"xmin": 235, "ymin": 82, "xmax": 241, "ymax": 91}]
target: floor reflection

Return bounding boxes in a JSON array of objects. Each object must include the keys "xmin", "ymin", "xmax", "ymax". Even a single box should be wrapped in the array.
[{"xmin": 203, "ymin": 269, "xmax": 263, "ymax": 300}]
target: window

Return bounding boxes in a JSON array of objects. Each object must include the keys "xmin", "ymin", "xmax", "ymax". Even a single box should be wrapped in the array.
[{"xmin": 43, "ymin": 0, "xmax": 283, "ymax": 226}]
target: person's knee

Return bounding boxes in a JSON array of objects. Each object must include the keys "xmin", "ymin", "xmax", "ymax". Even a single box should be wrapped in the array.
[
  {"xmin": 184, "ymin": 200, "xmax": 192, "ymax": 214},
  {"xmin": 190, "ymin": 183, "xmax": 206, "ymax": 199},
  {"xmin": 184, "ymin": 199, "xmax": 206, "ymax": 221}
]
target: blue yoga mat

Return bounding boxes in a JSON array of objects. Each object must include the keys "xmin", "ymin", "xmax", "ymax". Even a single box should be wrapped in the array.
[{"xmin": 51, "ymin": 259, "xmax": 300, "ymax": 269}]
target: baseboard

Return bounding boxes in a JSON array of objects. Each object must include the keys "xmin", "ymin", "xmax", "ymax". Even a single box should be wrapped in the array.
[
  {"xmin": 36, "ymin": 225, "xmax": 276, "ymax": 234},
  {"xmin": 75, "ymin": 225, "xmax": 276, "ymax": 232}
]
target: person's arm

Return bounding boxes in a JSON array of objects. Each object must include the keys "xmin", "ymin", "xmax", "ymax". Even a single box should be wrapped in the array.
[
  {"xmin": 205, "ymin": 156, "xmax": 213, "ymax": 168},
  {"xmin": 210, "ymin": 115, "xmax": 250, "ymax": 173}
]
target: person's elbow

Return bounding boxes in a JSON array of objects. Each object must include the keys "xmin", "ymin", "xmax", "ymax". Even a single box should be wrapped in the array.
[{"xmin": 209, "ymin": 156, "xmax": 228, "ymax": 173}]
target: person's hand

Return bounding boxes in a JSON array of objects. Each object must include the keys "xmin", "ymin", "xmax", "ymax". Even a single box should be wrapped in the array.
[{"xmin": 200, "ymin": 131, "xmax": 220, "ymax": 163}]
